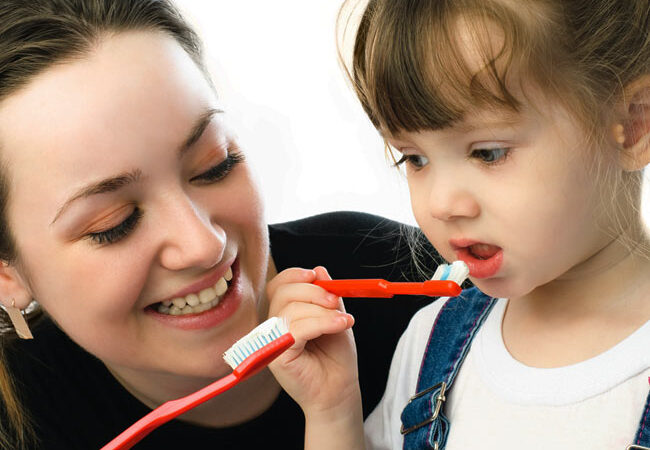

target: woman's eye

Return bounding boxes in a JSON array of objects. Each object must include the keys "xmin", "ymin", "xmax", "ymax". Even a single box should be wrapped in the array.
[
  {"xmin": 191, "ymin": 151, "xmax": 245, "ymax": 184},
  {"xmin": 86, "ymin": 207, "xmax": 143, "ymax": 245},
  {"xmin": 470, "ymin": 147, "xmax": 510, "ymax": 164},
  {"xmin": 394, "ymin": 154, "xmax": 429, "ymax": 170}
]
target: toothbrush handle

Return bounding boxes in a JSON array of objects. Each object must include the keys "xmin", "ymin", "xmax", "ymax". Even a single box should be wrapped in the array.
[
  {"xmin": 388, "ymin": 280, "xmax": 461, "ymax": 297},
  {"xmin": 101, "ymin": 374, "xmax": 239, "ymax": 450},
  {"xmin": 313, "ymin": 279, "xmax": 461, "ymax": 298},
  {"xmin": 313, "ymin": 279, "xmax": 393, "ymax": 297},
  {"xmin": 101, "ymin": 334, "xmax": 296, "ymax": 450}
]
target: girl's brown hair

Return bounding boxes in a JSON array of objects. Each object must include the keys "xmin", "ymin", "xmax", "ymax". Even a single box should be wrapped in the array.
[
  {"xmin": 0, "ymin": 1, "xmax": 208, "ymax": 448},
  {"xmin": 341, "ymin": 0, "xmax": 649, "ymax": 136},
  {"xmin": 339, "ymin": 0, "xmax": 650, "ymax": 253}
]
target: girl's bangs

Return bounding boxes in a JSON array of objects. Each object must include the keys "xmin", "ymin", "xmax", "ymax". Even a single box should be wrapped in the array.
[{"xmin": 354, "ymin": 2, "xmax": 530, "ymax": 135}]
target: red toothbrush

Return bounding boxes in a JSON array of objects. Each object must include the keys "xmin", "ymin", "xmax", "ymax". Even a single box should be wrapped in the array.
[
  {"xmin": 313, "ymin": 278, "xmax": 462, "ymax": 297},
  {"xmin": 314, "ymin": 261, "xmax": 470, "ymax": 298},
  {"xmin": 101, "ymin": 317, "xmax": 294, "ymax": 450}
]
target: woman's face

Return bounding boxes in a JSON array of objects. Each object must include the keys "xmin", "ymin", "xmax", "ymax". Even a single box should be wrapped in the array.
[{"xmin": 0, "ymin": 31, "xmax": 269, "ymax": 379}]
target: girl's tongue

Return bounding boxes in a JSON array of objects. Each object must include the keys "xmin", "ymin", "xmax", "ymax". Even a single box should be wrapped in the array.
[{"xmin": 468, "ymin": 243, "xmax": 501, "ymax": 260}]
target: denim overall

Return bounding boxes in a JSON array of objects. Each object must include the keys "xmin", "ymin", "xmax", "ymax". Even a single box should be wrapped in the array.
[{"xmin": 399, "ymin": 287, "xmax": 650, "ymax": 450}]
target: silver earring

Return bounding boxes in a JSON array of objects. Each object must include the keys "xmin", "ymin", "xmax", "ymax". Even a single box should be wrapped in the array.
[{"xmin": 5, "ymin": 299, "xmax": 33, "ymax": 339}]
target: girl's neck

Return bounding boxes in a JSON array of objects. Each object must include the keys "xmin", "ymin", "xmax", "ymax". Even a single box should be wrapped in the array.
[
  {"xmin": 519, "ymin": 228, "xmax": 650, "ymax": 317},
  {"xmin": 502, "ymin": 229, "xmax": 650, "ymax": 368}
]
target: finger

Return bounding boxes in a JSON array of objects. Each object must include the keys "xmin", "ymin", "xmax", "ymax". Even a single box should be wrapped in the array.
[
  {"xmin": 266, "ymin": 267, "xmax": 316, "ymax": 300},
  {"xmin": 313, "ymin": 265, "xmax": 346, "ymax": 313},
  {"xmin": 277, "ymin": 301, "xmax": 344, "ymax": 328},
  {"xmin": 313, "ymin": 265, "xmax": 332, "ymax": 281},
  {"xmin": 269, "ymin": 282, "xmax": 340, "ymax": 317},
  {"xmin": 284, "ymin": 310, "xmax": 354, "ymax": 347}
]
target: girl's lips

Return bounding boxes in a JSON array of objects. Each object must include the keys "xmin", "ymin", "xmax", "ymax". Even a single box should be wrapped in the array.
[
  {"xmin": 145, "ymin": 259, "xmax": 243, "ymax": 331},
  {"xmin": 454, "ymin": 245, "xmax": 503, "ymax": 279}
]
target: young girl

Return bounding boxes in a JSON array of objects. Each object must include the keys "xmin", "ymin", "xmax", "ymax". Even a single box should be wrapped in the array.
[{"xmin": 335, "ymin": 0, "xmax": 650, "ymax": 448}]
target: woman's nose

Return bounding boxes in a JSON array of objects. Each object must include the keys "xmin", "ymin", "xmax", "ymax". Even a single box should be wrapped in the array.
[
  {"xmin": 157, "ymin": 198, "xmax": 226, "ymax": 271},
  {"xmin": 426, "ymin": 176, "xmax": 480, "ymax": 222}
]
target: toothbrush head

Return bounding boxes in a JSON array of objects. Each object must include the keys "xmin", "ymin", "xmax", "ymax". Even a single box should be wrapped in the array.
[{"xmin": 432, "ymin": 261, "xmax": 470, "ymax": 286}]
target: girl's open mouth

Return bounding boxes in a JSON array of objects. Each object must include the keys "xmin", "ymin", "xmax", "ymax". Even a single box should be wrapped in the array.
[{"xmin": 454, "ymin": 243, "xmax": 503, "ymax": 278}]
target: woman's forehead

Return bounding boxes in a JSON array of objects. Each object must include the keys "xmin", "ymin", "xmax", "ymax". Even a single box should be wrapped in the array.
[
  {"xmin": 0, "ymin": 31, "xmax": 215, "ymax": 161},
  {"xmin": 0, "ymin": 31, "xmax": 220, "ymax": 216}
]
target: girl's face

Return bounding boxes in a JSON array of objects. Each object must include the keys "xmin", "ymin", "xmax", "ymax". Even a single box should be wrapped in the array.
[
  {"xmin": 0, "ymin": 32, "xmax": 269, "ymax": 379},
  {"xmin": 388, "ymin": 100, "xmax": 622, "ymax": 299}
]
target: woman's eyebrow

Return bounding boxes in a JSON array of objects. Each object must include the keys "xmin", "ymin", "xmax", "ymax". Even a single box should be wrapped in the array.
[
  {"xmin": 50, "ymin": 108, "xmax": 225, "ymax": 226},
  {"xmin": 51, "ymin": 169, "xmax": 142, "ymax": 225},
  {"xmin": 178, "ymin": 107, "xmax": 224, "ymax": 158}
]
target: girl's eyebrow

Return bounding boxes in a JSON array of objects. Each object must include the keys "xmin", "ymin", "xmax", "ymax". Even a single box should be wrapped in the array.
[
  {"xmin": 454, "ymin": 110, "xmax": 523, "ymax": 133},
  {"xmin": 50, "ymin": 107, "xmax": 224, "ymax": 226}
]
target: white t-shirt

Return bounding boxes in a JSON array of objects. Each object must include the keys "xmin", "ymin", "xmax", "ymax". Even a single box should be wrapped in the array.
[{"xmin": 365, "ymin": 298, "xmax": 650, "ymax": 449}]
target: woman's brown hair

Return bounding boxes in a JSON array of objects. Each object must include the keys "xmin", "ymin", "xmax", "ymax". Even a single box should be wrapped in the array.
[{"xmin": 0, "ymin": 1, "xmax": 208, "ymax": 447}]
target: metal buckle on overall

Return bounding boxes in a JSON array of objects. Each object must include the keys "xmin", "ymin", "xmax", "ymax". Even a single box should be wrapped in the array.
[
  {"xmin": 627, "ymin": 445, "xmax": 650, "ymax": 449},
  {"xmin": 400, "ymin": 381, "xmax": 447, "ymax": 436}
]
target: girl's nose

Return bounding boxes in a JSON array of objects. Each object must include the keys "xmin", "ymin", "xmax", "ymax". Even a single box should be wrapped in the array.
[
  {"xmin": 426, "ymin": 177, "xmax": 480, "ymax": 222},
  {"xmin": 158, "ymin": 198, "xmax": 226, "ymax": 271}
]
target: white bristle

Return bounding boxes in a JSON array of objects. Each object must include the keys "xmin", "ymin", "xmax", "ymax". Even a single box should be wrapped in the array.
[
  {"xmin": 222, "ymin": 316, "xmax": 289, "ymax": 370},
  {"xmin": 431, "ymin": 260, "xmax": 469, "ymax": 285}
]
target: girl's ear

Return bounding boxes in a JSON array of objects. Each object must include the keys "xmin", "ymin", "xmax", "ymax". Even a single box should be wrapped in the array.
[
  {"xmin": 616, "ymin": 74, "xmax": 650, "ymax": 171},
  {"xmin": 0, "ymin": 262, "xmax": 33, "ymax": 310}
]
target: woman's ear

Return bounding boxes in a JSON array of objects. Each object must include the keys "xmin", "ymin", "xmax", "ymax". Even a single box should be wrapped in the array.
[
  {"xmin": 615, "ymin": 74, "xmax": 650, "ymax": 171},
  {"xmin": 0, "ymin": 262, "xmax": 33, "ymax": 310}
]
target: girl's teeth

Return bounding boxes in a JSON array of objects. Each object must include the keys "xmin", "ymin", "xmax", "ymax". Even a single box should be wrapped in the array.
[{"xmin": 155, "ymin": 270, "xmax": 232, "ymax": 316}]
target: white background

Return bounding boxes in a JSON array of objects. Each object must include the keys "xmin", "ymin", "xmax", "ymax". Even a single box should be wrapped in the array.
[{"xmin": 175, "ymin": 1, "xmax": 649, "ymax": 228}]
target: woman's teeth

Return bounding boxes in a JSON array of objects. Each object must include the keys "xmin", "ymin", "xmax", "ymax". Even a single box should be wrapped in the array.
[{"xmin": 156, "ymin": 267, "xmax": 233, "ymax": 316}]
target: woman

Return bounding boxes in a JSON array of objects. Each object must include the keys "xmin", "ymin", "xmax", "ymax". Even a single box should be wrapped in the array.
[{"xmin": 0, "ymin": 1, "xmax": 439, "ymax": 448}]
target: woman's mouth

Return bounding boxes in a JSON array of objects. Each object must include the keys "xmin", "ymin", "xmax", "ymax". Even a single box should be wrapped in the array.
[
  {"xmin": 145, "ymin": 260, "xmax": 244, "ymax": 331},
  {"xmin": 452, "ymin": 242, "xmax": 503, "ymax": 278},
  {"xmin": 153, "ymin": 266, "xmax": 233, "ymax": 316}
]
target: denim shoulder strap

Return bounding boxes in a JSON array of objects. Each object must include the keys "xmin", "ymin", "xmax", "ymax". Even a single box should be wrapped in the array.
[
  {"xmin": 630, "ymin": 387, "xmax": 650, "ymax": 449},
  {"xmin": 400, "ymin": 288, "xmax": 497, "ymax": 450}
]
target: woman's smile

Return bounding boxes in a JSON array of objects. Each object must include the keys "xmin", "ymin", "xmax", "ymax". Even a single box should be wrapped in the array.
[{"xmin": 146, "ymin": 258, "xmax": 245, "ymax": 330}]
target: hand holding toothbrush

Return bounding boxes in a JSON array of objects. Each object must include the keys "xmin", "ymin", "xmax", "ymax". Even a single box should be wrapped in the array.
[{"xmin": 266, "ymin": 266, "xmax": 365, "ymax": 450}]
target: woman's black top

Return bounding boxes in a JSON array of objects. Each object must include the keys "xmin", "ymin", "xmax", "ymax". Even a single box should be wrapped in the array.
[{"xmin": 4, "ymin": 211, "xmax": 441, "ymax": 449}]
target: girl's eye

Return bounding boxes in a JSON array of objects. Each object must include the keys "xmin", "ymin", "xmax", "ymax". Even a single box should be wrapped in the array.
[
  {"xmin": 191, "ymin": 151, "xmax": 245, "ymax": 184},
  {"xmin": 470, "ymin": 147, "xmax": 510, "ymax": 164},
  {"xmin": 394, "ymin": 154, "xmax": 429, "ymax": 170},
  {"xmin": 86, "ymin": 207, "xmax": 143, "ymax": 245}
]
